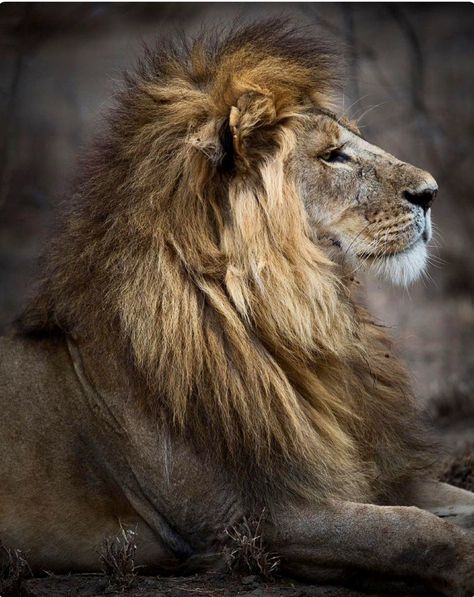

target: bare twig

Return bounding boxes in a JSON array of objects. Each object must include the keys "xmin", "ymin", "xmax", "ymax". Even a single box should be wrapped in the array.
[{"xmin": 0, "ymin": 543, "xmax": 32, "ymax": 596}]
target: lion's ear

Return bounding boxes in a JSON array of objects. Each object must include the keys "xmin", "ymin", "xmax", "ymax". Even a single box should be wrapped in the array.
[
  {"xmin": 188, "ymin": 120, "xmax": 225, "ymax": 165},
  {"xmin": 189, "ymin": 90, "xmax": 278, "ymax": 169},
  {"xmin": 228, "ymin": 90, "xmax": 277, "ymax": 162}
]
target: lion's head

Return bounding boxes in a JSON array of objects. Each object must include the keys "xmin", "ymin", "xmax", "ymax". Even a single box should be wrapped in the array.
[
  {"xmin": 22, "ymin": 21, "xmax": 434, "ymax": 505},
  {"xmin": 293, "ymin": 110, "xmax": 437, "ymax": 286}
]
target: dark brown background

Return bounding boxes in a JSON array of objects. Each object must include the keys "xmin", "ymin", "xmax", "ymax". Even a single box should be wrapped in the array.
[{"xmin": 1, "ymin": 3, "xmax": 473, "ymax": 440}]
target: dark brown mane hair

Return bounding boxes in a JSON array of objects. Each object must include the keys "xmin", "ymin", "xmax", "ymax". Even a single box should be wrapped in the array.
[{"xmin": 20, "ymin": 20, "xmax": 432, "ymax": 508}]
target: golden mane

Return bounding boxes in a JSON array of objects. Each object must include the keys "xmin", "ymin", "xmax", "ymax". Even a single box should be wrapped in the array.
[{"xmin": 21, "ymin": 21, "xmax": 432, "ymax": 507}]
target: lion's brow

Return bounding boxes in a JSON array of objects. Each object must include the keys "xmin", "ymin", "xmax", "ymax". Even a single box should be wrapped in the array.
[{"xmin": 310, "ymin": 107, "xmax": 365, "ymax": 140}]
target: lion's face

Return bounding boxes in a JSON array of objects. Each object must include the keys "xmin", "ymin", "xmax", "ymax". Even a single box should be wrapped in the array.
[{"xmin": 294, "ymin": 112, "xmax": 438, "ymax": 285}]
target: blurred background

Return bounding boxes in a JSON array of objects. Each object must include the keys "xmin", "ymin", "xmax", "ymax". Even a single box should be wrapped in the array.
[{"xmin": 0, "ymin": 3, "xmax": 473, "ymax": 445}]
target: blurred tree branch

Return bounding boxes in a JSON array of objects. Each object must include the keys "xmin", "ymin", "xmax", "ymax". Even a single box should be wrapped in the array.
[{"xmin": 0, "ymin": 4, "xmax": 31, "ymax": 208}]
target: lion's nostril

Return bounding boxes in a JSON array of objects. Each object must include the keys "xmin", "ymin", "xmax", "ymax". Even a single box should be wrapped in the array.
[{"xmin": 403, "ymin": 187, "xmax": 437, "ymax": 213}]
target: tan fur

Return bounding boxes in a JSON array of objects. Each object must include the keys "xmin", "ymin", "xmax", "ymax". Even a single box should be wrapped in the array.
[{"xmin": 18, "ymin": 21, "xmax": 433, "ymax": 509}]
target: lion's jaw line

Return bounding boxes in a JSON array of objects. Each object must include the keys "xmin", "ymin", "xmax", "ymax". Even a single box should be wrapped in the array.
[
  {"xmin": 331, "ymin": 211, "xmax": 431, "ymax": 287},
  {"xmin": 359, "ymin": 208, "xmax": 431, "ymax": 286},
  {"xmin": 370, "ymin": 238, "xmax": 428, "ymax": 286}
]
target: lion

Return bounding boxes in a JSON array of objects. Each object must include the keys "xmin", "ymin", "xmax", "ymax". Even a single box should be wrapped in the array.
[{"xmin": 1, "ymin": 20, "xmax": 473, "ymax": 595}]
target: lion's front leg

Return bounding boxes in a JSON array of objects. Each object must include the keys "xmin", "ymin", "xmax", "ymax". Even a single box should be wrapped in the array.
[
  {"xmin": 266, "ymin": 500, "xmax": 474, "ymax": 596},
  {"xmin": 397, "ymin": 480, "xmax": 474, "ymax": 530}
]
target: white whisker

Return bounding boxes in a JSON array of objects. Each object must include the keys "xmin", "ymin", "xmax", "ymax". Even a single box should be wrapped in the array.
[{"xmin": 355, "ymin": 101, "xmax": 390, "ymax": 125}]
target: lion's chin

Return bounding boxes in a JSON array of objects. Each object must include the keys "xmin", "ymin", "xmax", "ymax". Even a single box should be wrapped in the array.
[{"xmin": 369, "ymin": 238, "xmax": 428, "ymax": 286}]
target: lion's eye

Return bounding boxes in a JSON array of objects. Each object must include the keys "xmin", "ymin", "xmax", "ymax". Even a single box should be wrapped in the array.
[{"xmin": 319, "ymin": 148, "xmax": 350, "ymax": 164}]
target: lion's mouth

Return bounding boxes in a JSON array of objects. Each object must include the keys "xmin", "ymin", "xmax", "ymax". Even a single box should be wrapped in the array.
[
  {"xmin": 358, "ymin": 212, "xmax": 432, "ymax": 261},
  {"xmin": 359, "ymin": 237, "xmax": 428, "ymax": 286},
  {"xmin": 359, "ymin": 237, "xmax": 423, "ymax": 260},
  {"xmin": 356, "ymin": 238, "xmax": 424, "ymax": 265}
]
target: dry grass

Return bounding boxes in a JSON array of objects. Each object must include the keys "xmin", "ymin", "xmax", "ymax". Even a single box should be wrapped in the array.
[
  {"xmin": 0, "ymin": 543, "xmax": 32, "ymax": 596},
  {"xmin": 98, "ymin": 525, "xmax": 139, "ymax": 591},
  {"xmin": 223, "ymin": 510, "xmax": 280, "ymax": 578}
]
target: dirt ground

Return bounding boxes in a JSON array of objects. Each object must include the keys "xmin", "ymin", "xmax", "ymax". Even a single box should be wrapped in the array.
[{"xmin": 13, "ymin": 572, "xmax": 441, "ymax": 597}]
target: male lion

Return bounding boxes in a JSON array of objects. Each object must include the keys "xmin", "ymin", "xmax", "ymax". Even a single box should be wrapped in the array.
[{"xmin": 1, "ymin": 21, "xmax": 473, "ymax": 595}]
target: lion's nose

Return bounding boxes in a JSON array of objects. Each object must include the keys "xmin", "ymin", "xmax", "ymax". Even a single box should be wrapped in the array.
[{"xmin": 403, "ymin": 185, "xmax": 438, "ymax": 214}]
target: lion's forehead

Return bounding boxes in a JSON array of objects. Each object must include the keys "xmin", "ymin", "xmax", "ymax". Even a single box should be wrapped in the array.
[
  {"xmin": 343, "ymin": 131, "xmax": 398, "ymax": 163},
  {"xmin": 299, "ymin": 116, "xmax": 342, "ymax": 153},
  {"xmin": 299, "ymin": 115, "xmax": 397, "ymax": 165}
]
